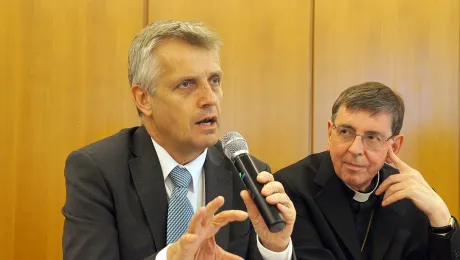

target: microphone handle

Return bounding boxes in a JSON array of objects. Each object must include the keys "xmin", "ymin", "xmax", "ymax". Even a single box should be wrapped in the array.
[{"xmin": 234, "ymin": 154, "xmax": 286, "ymax": 233}]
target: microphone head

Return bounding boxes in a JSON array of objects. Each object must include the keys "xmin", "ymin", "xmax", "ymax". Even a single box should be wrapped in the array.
[{"xmin": 221, "ymin": 132, "xmax": 249, "ymax": 160}]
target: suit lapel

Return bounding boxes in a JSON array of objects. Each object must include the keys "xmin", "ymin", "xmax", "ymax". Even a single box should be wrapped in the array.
[
  {"xmin": 314, "ymin": 155, "xmax": 361, "ymax": 260},
  {"xmin": 204, "ymin": 145, "xmax": 233, "ymax": 251},
  {"xmin": 371, "ymin": 164, "xmax": 405, "ymax": 260},
  {"xmin": 128, "ymin": 126, "xmax": 168, "ymax": 251}
]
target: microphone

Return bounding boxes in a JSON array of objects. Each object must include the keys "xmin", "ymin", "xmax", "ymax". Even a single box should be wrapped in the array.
[{"xmin": 222, "ymin": 132, "xmax": 286, "ymax": 233}]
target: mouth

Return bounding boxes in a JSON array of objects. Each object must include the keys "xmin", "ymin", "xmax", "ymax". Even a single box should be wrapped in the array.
[
  {"xmin": 344, "ymin": 162, "xmax": 366, "ymax": 170},
  {"xmin": 195, "ymin": 116, "xmax": 218, "ymax": 126}
]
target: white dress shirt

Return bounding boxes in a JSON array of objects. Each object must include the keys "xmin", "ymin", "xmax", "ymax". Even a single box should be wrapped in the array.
[{"xmin": 152, "ymin": 138, "xmax": 292, "ymax": 260}]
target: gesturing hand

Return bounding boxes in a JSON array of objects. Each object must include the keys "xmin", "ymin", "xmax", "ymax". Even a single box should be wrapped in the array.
[
  {"xmin": 376, "ymin": 148, "xmax": 451, "ymax": 227},
  {"xmin": 167, "ymin": 196, "xmax": 248, "ymax": 260}
]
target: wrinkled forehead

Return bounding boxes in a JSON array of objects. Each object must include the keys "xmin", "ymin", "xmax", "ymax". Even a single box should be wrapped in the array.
[{"xmin": 151, "ymin": 39, "xmax": 222, "ymax": 82}]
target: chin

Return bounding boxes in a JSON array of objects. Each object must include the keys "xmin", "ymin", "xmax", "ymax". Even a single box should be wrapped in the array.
[
  {"xmin": 340, "ymin": 172, "xmax": 368, "ymax": 190},
  {"xmin": 196, "ymin": 135, "xmax": 218, "ymax": 148}
]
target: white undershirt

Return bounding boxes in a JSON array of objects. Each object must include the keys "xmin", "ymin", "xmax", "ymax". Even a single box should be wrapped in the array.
[{"xmin": 153, "ymin": 138, "xmax": 206, "ymax": 211}]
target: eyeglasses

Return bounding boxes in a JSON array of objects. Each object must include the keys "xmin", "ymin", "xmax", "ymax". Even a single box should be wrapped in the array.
[{"xmin": 331, "ymin": 124, "xmax": 393, "ymax": 150}]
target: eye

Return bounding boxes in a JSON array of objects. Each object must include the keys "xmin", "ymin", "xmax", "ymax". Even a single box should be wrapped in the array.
[
  {"xmin": 339, "ymin": 128, "xmax": 350, "ymax": 135},
  {"xmin": 209, "ymin": 76, "xmax": 221, "ymax": 86},
  {"xmin": 179, "ymin": 80, "xmax": 192, "ymax": 88},
  {"xmin": 366, "ymin": 134, "xmax": 382, "ymax": 142}
]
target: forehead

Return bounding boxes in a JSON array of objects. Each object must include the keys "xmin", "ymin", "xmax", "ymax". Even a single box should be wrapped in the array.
[
  {"xmin": 335, "ymin": 106, "xmax": 392, "ymax": 134},
  {"xmin": 154, "ymin": 38, "xmax": 221, "ymax": 75}
]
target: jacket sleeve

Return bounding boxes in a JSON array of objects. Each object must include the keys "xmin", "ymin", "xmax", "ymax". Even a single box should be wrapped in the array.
[
  {"xmin": 62, "ymin": 149, "xmax": 122, "ymax": 259},
  {"xmin": 63, "ymin": 150, "xmax": 160, "ymax": 260},
  {"xmin": 428, "ymin": 223, "xmax": 460, "ymax": 260}
]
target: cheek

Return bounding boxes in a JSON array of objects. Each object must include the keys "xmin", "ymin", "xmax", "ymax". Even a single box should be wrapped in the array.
[
  {"xmin": 365, "ymin": 151, "xmax": 387, "ymax": 170},
  {"xmin": 158, "ymin": 104, "xmax": 189, "ymax": 127},
  {"xmin": 215, "ymin": 93, "xmax": 223, "ymax": 109},
  {"xmin": 329, "ymin": 146, "xmax": 345, "ymax": 168},
  {"xmin": 329, "ymin": 142, "xmax": 349, "ymax": 157}
]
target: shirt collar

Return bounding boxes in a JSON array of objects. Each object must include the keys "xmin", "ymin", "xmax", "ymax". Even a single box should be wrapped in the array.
[
  {"xmin": 344, "ymin": 171, "xmax": 380, "ymax": 202},
  {"xmin": 151, "ymin": 138, "xmax": 207, "ymax": 192}
]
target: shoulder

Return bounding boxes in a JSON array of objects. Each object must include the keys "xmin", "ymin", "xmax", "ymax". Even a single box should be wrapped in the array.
[
  {"xmin": 65, "ymin": 126, "xmax": 140, "ymax": 178},
  {"xmin": 275, "ymin": 151, "xmax": 328, "ymax": 180},
  {"xmin": 274, "ymin": 151, "xmax": 330, "ymax": 195},
  {"xmin": 76, "ymin": 127, "xmax": 137, "ymax": 158}
]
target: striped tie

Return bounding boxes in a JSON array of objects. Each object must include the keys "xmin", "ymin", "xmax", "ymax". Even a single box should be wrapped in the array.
[{"xmin": 166, "ymin": 166, "xmax": 194, "ymax": 245}]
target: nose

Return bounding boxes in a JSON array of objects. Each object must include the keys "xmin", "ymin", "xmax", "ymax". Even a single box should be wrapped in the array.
[
  {"xmin": 347, "ymin": 135, "xmax": 364, "ymax": 155},
  {"xmin": 197, "ymin": 83, "xmax": 217, "ymax": 108}
]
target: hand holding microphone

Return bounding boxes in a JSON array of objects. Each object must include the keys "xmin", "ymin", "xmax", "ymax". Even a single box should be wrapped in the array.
[{"xmin": 222, "ymin": 132, "xmax": 296, "ymax": 252}]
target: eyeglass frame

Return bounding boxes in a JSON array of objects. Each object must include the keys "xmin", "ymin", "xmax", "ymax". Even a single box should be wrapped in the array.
[{"xmin": 331, "ymin": 123, "xmax": 395, "ymax": 150}]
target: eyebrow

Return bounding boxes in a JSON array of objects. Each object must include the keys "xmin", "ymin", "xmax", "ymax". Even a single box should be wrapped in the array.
[
  {"xmin": 209, "ymin": 70, "xmax": 223, "ymax": 79},
  {"xmin": 175, "ymin": 70, "xmax": 223, "ymax": 83},
  {"xmin": 336, "ymin": 123, "xmax": 385, "ymax": 136}
]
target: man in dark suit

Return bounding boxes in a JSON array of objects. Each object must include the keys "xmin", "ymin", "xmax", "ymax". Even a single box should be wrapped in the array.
[
  {"xmin": 62, "ymin": 20, "xmax": 296, "ymax": 260},
  {"xmin": 275, "ymin": 82, "xmax": 460, "ymax": 260}
]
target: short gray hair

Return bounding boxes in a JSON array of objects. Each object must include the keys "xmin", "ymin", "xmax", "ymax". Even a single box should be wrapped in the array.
[
  {"xmin": 331, "ymin": 82, "xmax": 405, "ymax": 136},
  {"xmin": 128, "ymin": 20, "xmax": 222, "ymax": 94}
]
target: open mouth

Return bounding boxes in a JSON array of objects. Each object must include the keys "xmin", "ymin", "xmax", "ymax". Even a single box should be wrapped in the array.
[{"xmin": 195, "ymin": 117, "xmax": 217, "ymax": 126}]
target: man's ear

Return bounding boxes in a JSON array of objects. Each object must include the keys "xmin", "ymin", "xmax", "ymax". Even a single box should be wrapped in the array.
[
  {"xmin": 326, "ymin": 120, "xmax": 333, "ymax": 151},
  {"xmin": 386, "ymin": 134, "xmax": 404, "ymax": 163},
  {"xmin": 131, "ymin": 85, "xmax": 152, "ymax": 117}
]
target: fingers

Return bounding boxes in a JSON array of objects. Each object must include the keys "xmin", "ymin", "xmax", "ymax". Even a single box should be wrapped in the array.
[
  {"xmin": 240, "ymin": 190, "xmax": 265, "ymax": 228},
  {"xmin": 200, "ymin": 210, "xmax": 248, "ymax": 239},
  {"xmin": 272, "ymin": 191, "xmax": 296, "ymax": 224},
  {"xmin": 387, "ymin": 146, "xmax": 409, "ymax": 170},
  {"xmin": 187, "ymin": 207, "xmax": 206, "ymax": 234},
  {"xmin": 175, "ymin": 208, "xmax": 208, "ymax": 259},
  {"xmin": 213, "ymin": 210, "xmax": 248, "ymax": 228},
  {"xmin": 257, "ymin": 171, "xmax": 274, "ymax": 184},
  {"xmin": 177, "ymin": 196, "xmax": 246, "ymax": 260},
  {"xmin": 241, "ymin": 180, "xmax": 294, "ymax": 223},
  {"xmin": 203, "ymin": 196, "xmax": 225, "ymax": 227},
  {"xmin": 168, "ymin": 233, "xmax": 201, "ymax": 259},
  {"xmin": 198, "ymin": 236, "xmax": 217, "ymax": 259},
  {"xmin": 240, "ymin": 190, "xmax": 259, "ymax": 217},
  {"xmin": 178, "ymin": 233, "xmax": 200, "ymax": 251},
  {"xmin": 376, "ymin": 174, "xmax": 407, "ymax": 195},
  {"xmin": 381, "ymin": 182, "xmax": 406, "ymax": 202},
  {"xmin": 265, "ymin": 192, "xmax": 296, "ymax": 224},
  {"xmin": 382, "ymin": 189, "xmax": 408, "ymax": 207},
  {"xmin": 277, "ymin": 203, "xmax": 296, "ymax": 223},
  {"xmin": 261, "ymin": 181, "xmax": 285, "ymax": 196},
  {"xmin": 188, "ymin": 196, "xmax": 225, "ymax": 234},
  {"xmin": 266, "ymin": 193, "xmax": 293, "ymax": 208}
]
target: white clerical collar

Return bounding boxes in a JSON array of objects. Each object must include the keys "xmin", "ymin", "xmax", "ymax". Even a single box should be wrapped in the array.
[{"xmin": 344, "ymin": 171, "xmax": 380, "ymax": 202}]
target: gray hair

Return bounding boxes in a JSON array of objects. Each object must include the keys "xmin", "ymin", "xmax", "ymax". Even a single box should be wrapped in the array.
[
  {"xmin": 128, "ymin": 20, "xmax": 222, "ymax": 94},
  {"xmin": 331, "ymin": 82, "xmax": 405, "ymax": 136}
]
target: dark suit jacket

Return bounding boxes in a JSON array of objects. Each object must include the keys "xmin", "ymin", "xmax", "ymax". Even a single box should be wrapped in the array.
[
  {"xmin": 62, "ymin": 126, "xmax": 268, "ymax": 260},
  {"xmin": 274, "ymin": 151, "xmax": 460, "ymax": 260}
]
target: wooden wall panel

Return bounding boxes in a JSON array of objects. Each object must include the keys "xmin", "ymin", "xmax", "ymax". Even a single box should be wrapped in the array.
[
  {"xmin": 2, "ymin": 1, "xmax": 457, "ymax": 259},
  {"xmin": 0, "ymin": 0, "xmax": 143, "ymax": 259},
  {"xmin": 1, "ymin": 2, "xmax": 26, "ymax": 259},
  {"xmin": 313, "ymin": 0, "xmax": 459, "ymax": 216},
  {"xmin": 148, "ymin": 0, "xmax": 313, "ymax": 172}
]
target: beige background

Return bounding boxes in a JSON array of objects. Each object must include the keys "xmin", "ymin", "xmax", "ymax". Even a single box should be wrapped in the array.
[{"xmin": 1, "ymin": 0, "xmax": 459, "ymax": 259}]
